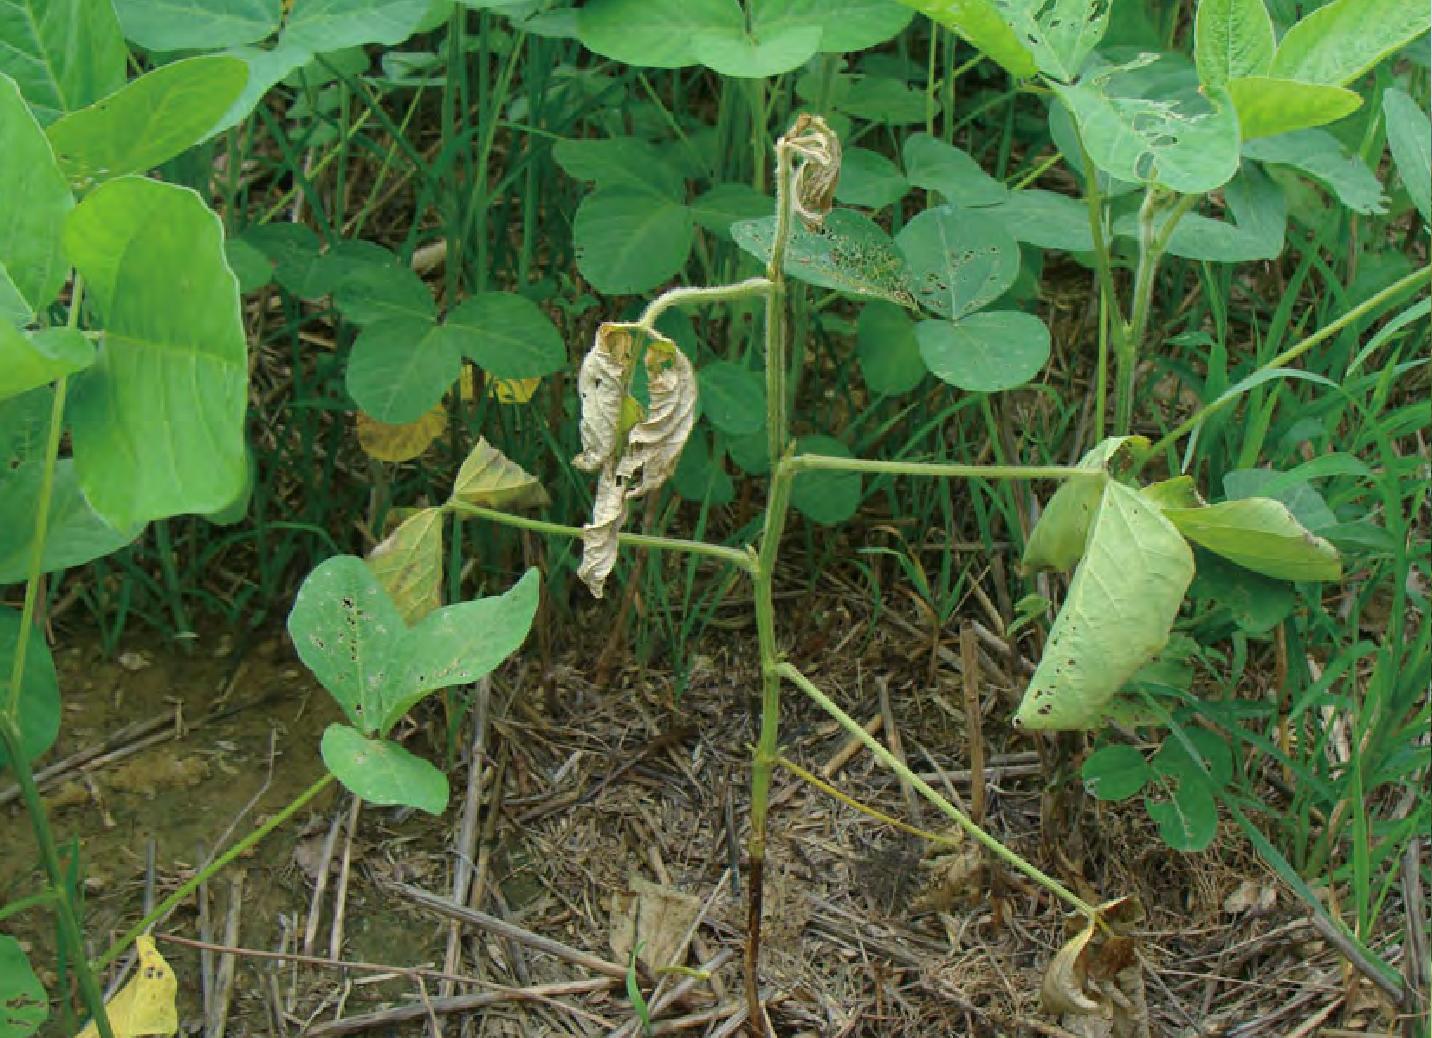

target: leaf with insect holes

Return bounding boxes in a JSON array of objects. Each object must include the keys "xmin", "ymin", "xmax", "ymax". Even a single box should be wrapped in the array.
[
  {"xmin": 1052, "ymin": 53, "xmax": 1240, "ymax": 195},
  {"xmin": 450, "ymin": 438, "xmax": 549, "ymax": 511},
  {"xmin": 365, "ymin": 508, "xmax": 442, "ymax": 625},
  {"xmin": 290, "ymin": 558, "xmax": 538, "ymax": 737},
  {"xmin": 46, "ymin": 57, "xmax": 248, "ymax": 187},
  {"xmin": 73, "ymin": 936, "xmax": 176, "ymax": 1038},
  {"xmin": 732, "ymin": 209, "xmax": 917, "ymax": 308},
  {"xmin": 989, "ymin": 0, "xmax": 1110, "ymax": 82},
  {"xmin": 320, "ymin": 723, "xmax": 448, "ymax": 814},
  {"xmin": 1015, "ymin": 480, "xmax": 1194, "ymax": 731},
  {"xmin": 1022, "ymin": 436, "xmax": 1146, "ymax": 574},
  {"xmin": 895, "ymin": 206, "xmax": 1019, "ymax": 320},
  {"xmin": 0, "ymin": 934, "xmax": 45, "ymax": 1038},
  {"xmin": 288, "ymin": 556, "xmax": 404, "ymax": 736},
  {"xmin": 1162, "ymin": 497, "xmax": 1340, "ymax": 582}
]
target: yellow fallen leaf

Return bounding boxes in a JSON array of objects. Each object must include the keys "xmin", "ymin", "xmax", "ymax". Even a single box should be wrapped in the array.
[
  {"xmin": 488, "ymin": 376, "xmax": 541, "ymax": 404},
  {"xmin": 76, "ymin": 936, "xmax": 177, "ymax": 1038}
]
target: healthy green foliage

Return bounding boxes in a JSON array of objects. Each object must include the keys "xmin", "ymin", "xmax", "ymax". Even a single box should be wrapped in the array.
[
  {"xmin": 0, "ymin": 608, "xmax": 60, "ymax": 770},
  {"xmin": 1383, "ymin": 88, "xmax": 1431, "ymax": 224},
  {"xmin": 64, "ymin": 176, "xmax": 249, "ymax": 529},
  {"xmin": 0, "ymin": 0, "xmax": 127, "ymax": 125},
  {"xmin": 319, "ymin": 723, "xmax": 449, "ymax": 815},
  {"xmin": 112, "ymin": 0, "xmax": 282, "ymax": 51},
  {"xmin": 0, "ymin": 74, "xmax": 73, "ymax": 315},
  {"xmin": 1193, "ymin": 0, "xmax": 1273, "ymax": 91}
]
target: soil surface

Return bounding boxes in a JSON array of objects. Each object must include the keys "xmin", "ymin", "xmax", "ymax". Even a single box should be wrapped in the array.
[{"xmin": 0, "ymin": 595, "xmax": 1403, "ymax": 1036}]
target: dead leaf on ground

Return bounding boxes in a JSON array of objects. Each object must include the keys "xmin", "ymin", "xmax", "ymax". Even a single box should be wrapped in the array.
[
  {"xmin": 609, "ymin": 876, "xmax": 701, "ymax": 973},
  {"xmin": 1041, "ymin": 897, "xmax": 1151, "ymax": 1038}
]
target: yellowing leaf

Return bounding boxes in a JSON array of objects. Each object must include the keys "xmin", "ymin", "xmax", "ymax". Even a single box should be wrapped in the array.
[
  {"xmin": 1015, "ymin": 481, "xmax": 1195, "ymax": 731},
  {"xmin": 1023, "ymin": 437, "xmax": 1148, "ymax": 574},
  {"xmin": 450, "ymin": 438, "xmax": 549, "ymax": 511},
  {"xmin": 75, "ymin": 936, "xmax": 177, "ymax": 1038},
  {"xmin": 365, "ymin": 507, "xmax": 443, "ymax": 624},
  {"xmin": 489, "ymin": 376, "xmax": 541, "ymax": 404},
  {"xmin": 356, "ymin": 407, "xmax": 447, "ymax": 462},
  {"xmin": 1162, "ymin": 497, "xmax": 1340, "ymax": 582}
]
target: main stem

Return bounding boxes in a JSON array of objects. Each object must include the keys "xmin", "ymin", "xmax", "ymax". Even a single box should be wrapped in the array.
[{"xmin": 742, "ymin": 135, "xmax": 797, "ymax": 1034}]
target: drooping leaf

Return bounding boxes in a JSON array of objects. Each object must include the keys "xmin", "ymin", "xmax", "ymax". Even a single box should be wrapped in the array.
[
  {"xmin": 443, "ymin": 293, "xmax": 566, "ymax": 379},
  {"xmin": 616, "ymin": 334, "xmax": 697, "ymax": 498},
  {"xmin": 1244, "ymin": 130, "xmax": 1385, "ymax": 215},
  {"xmin": 893, "ymin": 0, "xmax": 1037, "ymax": 78},
  {"xmin": 0, "ymin": 607, "xmax": 60, "ymax": 770},
  {"xmin": 1226, "ymin": 76, "xmax": 1362, "ymax": 139},
  {"xmin": 0, "ymin": 0, "xmax": 126, "ymax": 125},
  {"xmin": 698, "ymin": 361, "xmax": 766, "ymax": 436},
  {"xmin": 73, "ymin": 936, "xmax": 176, "ymax": 1038},
  {"xmin": 915, "ymin": 311, "xmax": 1050, "ymax": 392},
  {"xmin": 732, "ymin": 209, "xmax": 917, "ymax": 308},
  {"xmin": 1193, "ymin": 0, "xmax": 1273, "ymax": 91},
  {"xmin": 288, "ymin": 555, "xmax": 405, "ymax": 735},
  {"xmin": 1162, "ymin": 497, "xmax": 1340, "ymax": 582},
  {"xmin": 895, "ymin": 206, "xmax": 1020, "ymax": 319},
  {"xmin": 450, "ymin": 437, "xmax": 549, "ymax": 511},
  {"xmin": 792, "ymin": 435, "xmax": 862, "ymax": 526},
  {"xmin": 1053, "ymin": 53, "xmax": 1241, "ymax": 194},
  {"xmin": 857, "ymin": 300, "xmax": 925, "ymax": 395},
  {"xmin": 282, "ymin": 0, "xmax": 432, "ymax": 53},
  {"xmin": 64, "ymin": 177, "xmax": 248, "ymax": 529},
  {"xmin": 345, "ymin": 319, "xmax": 462, "ymax": 425},
  {"xmin": 0, "ymin": 74, "xmax": 73, "ymax": 313},
  {"xmin": 366, "ymin": 507, "xmax": 443, "ymax": 624},
  {"xmin": 0, "ymin": 325, "xmax": 93, "ymax": 400},
  {"xmin": 573, "ymin": 322, "xmax": 639, "ymax": 474},
  {"xmin": 1139, "ymin": 475, "xmax": 1200, "ymax": 510},
  {"xmin": 320, "ymin": 723, "xmax": 448, "ymax": 814},
  {"xmin": 989, "ymin": 0, "xmax": 1110, "ymax": 82},
  {"xmin": 113, "ymin": 0, "xmax": 282, "ymax": 50},
  {"xmin": 0, "ymin": 934, "xmax": 46, "ymax": 1038},
  {"xmin": 1022, "ymin": 435, "xmax": 1145, "ymax": 573},
  {"xmin": 574, "ymin": 187, "xmax": 695, "ymax": 296},
  {"xmin": 1082, "ymin": 744, "xmax": 1151, "ymax": 801},
  {"xmin": 1014, "ymin": 480, "xmax": 1195, "ymax": 731},
  {"xmin": 46, "ymin": 56, "xmax": 248, "ymax": 186},
  {"xmin": 901, "ymin": 133, "xmax": 1008, "ymax": 206},
  {"xmin": 1268, "ymin": 0, "xmax": 1429, "ymax": 89},
  {"xmin": 1383, "ymin": 88, "xmax": 1431, "ymax": 224}
]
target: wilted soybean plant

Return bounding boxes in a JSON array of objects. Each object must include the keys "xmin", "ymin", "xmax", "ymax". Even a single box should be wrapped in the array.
[{"xmin": 444, "ymin": 114, "xmax": 1146, "ymax": 1025}]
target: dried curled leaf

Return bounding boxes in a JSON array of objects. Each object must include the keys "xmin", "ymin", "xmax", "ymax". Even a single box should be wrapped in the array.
[
  {"xmin": 781, "ymin": 113, "xmax": 841, "ymax": 230},
  {"xmin": 616, "ymin": 336, "xmax": 698, "ymax": 498},
  {"xmin": 573, "ymin": 323, "xmax": 698, "ymax": 597},
  {"xmin": 574, "ymin": 322, "xmax": 639, "ymax": 473},
  {"xmin": 451, "ymin": 437, "xmax": 549, "ymax": 511},
  {"xmin": 75, "ymin": 936, "xmax": 177, "ymax": 1038},
  {"xmin": 1042, "ymin": 899, "xmax": 1150, "ymax": 1038}
]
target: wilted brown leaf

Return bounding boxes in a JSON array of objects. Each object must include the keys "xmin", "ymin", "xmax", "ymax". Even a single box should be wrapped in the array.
[{"xmin": 609, "ymin": 876, "xmax": 701, "ymax": 973}]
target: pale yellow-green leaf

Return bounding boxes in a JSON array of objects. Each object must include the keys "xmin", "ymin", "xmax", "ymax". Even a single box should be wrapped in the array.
[
  {"xmin": 1139, "ymin": 475, "xmax": 1202, "ymax": 510},
  {"xmin": 355, "ymin": 406, "xmax": 447, "ymax": 462},
  {"xmin": 450, "ymin": 437, "xmax": 549, "ymax": 511},
  {"xmin": 365, "ymin": 507, "xmax": 443, "ymax": 624},
  {"xmin": 1015, "ymin": 481, "xmax": 1194, "ymax": 731},
  {"xmin": 1162, "ymin": 497, "xmax": 1340, "ymax": 581},
  {"xmin": 1022, "ymin": 436, "xmax": 1147, "ymax": 574},
  {"xmin": 1228, "ymin": 76, "xmax": 1362, "ymax": 139}
]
